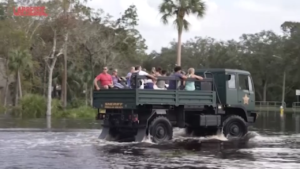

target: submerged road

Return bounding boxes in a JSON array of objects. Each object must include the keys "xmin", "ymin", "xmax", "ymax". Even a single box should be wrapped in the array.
[{"xmin": 0, "ymin": 113, "xmax": 299, "ymax": 169}]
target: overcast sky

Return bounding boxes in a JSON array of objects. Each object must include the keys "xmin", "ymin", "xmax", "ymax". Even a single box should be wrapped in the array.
[{"xmin": 87, "ymin": 0, "xmax": 300, "ymax": 53}]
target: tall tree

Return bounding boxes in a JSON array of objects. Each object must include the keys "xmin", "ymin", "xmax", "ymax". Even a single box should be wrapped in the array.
[
  {"xmin": 8, "ymin": 49, "xmax": 33, "ymax": 105},
  {"xmin": 158, "ymin": 0, "xmax": 206, "ymax": 66}
]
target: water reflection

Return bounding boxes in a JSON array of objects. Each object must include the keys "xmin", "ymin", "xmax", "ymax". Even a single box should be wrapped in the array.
[
  {"xmin": 0, "ymin": 112, "xmax": 299, "ymax": 134},
  {"xmin": 296, "ymin": 115, "xmax": 299, "ymax": 133},
  {"xmin": 281, "ymin": 115, "xmax": 285, "ymax": 133},
  {"xmin": 0, "ymin": 117, "xmax": 101, "ymax": 129},
  {"xmin": 254, "ymin": 111, "xmax": 300, "ymax": 134}
]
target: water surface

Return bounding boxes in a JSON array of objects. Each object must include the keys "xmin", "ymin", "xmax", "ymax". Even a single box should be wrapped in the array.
[{"xmin": 0, "ymin": 112, "xmax": 299, "ymax": 169}]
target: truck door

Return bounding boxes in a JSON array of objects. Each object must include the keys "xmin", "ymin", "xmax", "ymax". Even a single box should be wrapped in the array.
[
  {"xmin": 226, "ymin": 73, "xmax": 238, "ymax": 104},
  {"xmin": 237, "ymin": 74, "xmax": 255, "ymax": 112}
]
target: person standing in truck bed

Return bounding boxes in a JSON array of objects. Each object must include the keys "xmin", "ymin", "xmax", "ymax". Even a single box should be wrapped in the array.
[
  {"xmin": 185, "ymin": 68, "xmax": 203, "ymax": 91},
  {"xmin": 94, "ymin": 66, "xmax": 113, "ymax": 90},
  {"xmin": 168, "ymin": 66, "xmax": 187, "ymax": 90},
  {"xmin": 135, "ymin": 65, "xmax": 156, "ymax": 89},
  {"xmin": 126, "ymin": 67, "xmax": 135, "ymax": 88},
  {"xmin": 154, "ymin": 67, "xmax": 166, "ymax": 89}
]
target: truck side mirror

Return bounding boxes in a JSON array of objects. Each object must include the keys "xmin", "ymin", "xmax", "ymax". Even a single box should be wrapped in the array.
[{"xmin": 226, "ymin": 75, "xmax": 231, "ymax": 80}]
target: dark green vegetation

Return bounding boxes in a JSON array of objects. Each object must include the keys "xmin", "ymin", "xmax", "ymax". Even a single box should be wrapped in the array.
[
  {"xmin": 0, "ymin": 0, "xmax": 299, "ymax": 119},
  {"xmin": 159, "ymin": 0, "xmax": 206, "ymax": 66},
  {"xmin": 95, "ymin": 69, "xmax": 257, "ymax": 143}
]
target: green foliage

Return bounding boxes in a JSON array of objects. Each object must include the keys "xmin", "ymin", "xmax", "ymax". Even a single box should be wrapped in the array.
[
  {"xmin": 10, "ymin": 94, "xmax": 95, "ymax": 119},
  {"xmin": 0, "ymin": 104, "xmax": 6, "ymax": 114},
  {"xmin": 68, "ymin": 98, "xmax": 86, "ymax": 108},
  {"xmin": 15, "ymin": 94, "xmax": 61, "ymax": 118},
  {"xmin": 19, "ymin": 94, "xmax": 46, "ymax": 118},
  {"xmin": 159, "ymin": 0, "xmax": 206, "ymax": 32},
  {"xmin": 0, "ymin": 0, "xmax": 300, "ymax": 119},
  {"xmin": 159, "ymin": 0, "xmax": 207, "ymax": 65},
  {"xmin": 59, "ymin": 106, "xmax": 97, "ymax": 119}
]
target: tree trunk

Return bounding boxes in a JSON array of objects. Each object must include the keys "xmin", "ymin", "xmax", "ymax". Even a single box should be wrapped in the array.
[
  {"xmin": 17, "ymin": 70, "xmax": 22, "ymax": 98},
  {"xmin": 62, "ymin": 42, "xmax": 68, "ymax": 109},
  {"xmin": 176, "ymin": 30, "xmax": 182, "ymax": 66},
  {"xmin": 281, "ymin": 71, "xmax": 286, "ymax": 107},
  {"xmin": 46, "ymin": 65, "xmax": 55, "ymax": 129},
  {"xmin": 85, "ymin": 83, "xmax": 88, "ymax": 106},
  {"xmin": 90, "ymin": 87, "xmax": 93, "ymax": 106},
  {"xmin": 14, "ymin": 74, "xmax": 18, "ymax": 106},
  {"xmin": 60, "ymin": 66, "xmax": 64, "ymax": 101},
  {"xmin": 43, "ymin": 63, "xmax": 47, "ymax": 96},
  {"xmin": 46, "ymin": 66, "xmax": 54, "ymax": 116},
  {"xmin": 262, "ymin": 80, "xmax": 267, "ymax": 102},
  {"xmin": 3, "ymin": 77, "xmax": 8, "ymax": 114},
  {"xmin": 256, "ymin": 90, "xmax": 262, "ymax": 101}
]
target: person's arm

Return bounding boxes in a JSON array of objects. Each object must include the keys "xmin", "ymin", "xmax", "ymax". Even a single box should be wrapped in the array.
[
  {"xmin": 117, "ymin": 76, "xmax": 123, "ymax": 82},
  {"xmin": 94, "ymin": 75, "xmax": 101, "ymax": 90},
  {"xmin": 191, "ymin": 74, "xmax": 203, "ymax": 80},
  {"xmin": 109, "ymin": 75, "xmax": 113, "ymax": 86},
  {"xmin": 126, "ymin": 73, "xmax": 131, "ymax": 79},
  {"xmin": 179, "ymin": 74, "xmax": 187, "ymax": 80},
  {"xmin": 146, "ymin": 74, "xmax": 157, "ymax": 80},
  {"xmin": 141, "ymin": 71, "xmax": 156, "ymax": 80}
]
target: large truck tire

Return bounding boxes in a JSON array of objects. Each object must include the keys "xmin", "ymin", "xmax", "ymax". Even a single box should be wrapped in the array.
[
  {"xmin": 149, "ymin": 116, "xmax": 173, "ymax": 143},
  {"xmin": 223, "ymin": 115, "xmax": 248, "ymax": 138}
]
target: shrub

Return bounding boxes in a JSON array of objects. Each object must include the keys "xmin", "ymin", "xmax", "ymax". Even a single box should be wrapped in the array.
[
  {"xmin": 61, "ymin": 106, "xmax": 97, "ymax": 119},
  {"xmin": 18, "ymin": 94, "xmax": 62, "ymax": 118},
  {"xmin": 19, "ymin": 94, "xmax": 46, "ymax": 118},
  {"xmin": 67, "ymin": 98, "xmax": 86, "ymax": 108},
  {"xmin": 9, "ymin": 94, "xmax": 96, "ymax": 119},
  {"xmin": 0, "ymin": 104, "xmax": 6, "ymax": 114}
]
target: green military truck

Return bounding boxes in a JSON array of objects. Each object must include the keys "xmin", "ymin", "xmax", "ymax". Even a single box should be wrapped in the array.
[{"xmin": 93, "ymin": 69, "xmax": 257, "ymax": 143}]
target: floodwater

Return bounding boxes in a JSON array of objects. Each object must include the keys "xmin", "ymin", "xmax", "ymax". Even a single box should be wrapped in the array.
[{"xmin": 0, "ymin": 112, "xmax": 300, "ymax": 169}]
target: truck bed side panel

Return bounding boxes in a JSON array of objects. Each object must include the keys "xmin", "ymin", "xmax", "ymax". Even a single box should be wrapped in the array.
[
  {"xmin": 137, "ymin": 90, "xmax": 176, "ymax": 105},
  {"xmin": 137, "ymin": 90, "xmax": 216, "ymax": 106},
  {"xmin": 177, "ymin": 91, "xmax": 216, "ymax": 106},
  {"xmin": 93, "ymin": 90, "xmax": 136, "ymax": 109}
]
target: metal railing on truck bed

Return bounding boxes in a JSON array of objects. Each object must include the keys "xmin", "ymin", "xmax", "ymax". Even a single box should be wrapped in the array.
[{"xmin": 93, "ymin": 76, "xmax": 216, "ymax": 109}]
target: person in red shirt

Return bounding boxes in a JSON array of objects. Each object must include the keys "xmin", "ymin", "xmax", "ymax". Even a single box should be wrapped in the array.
[{"xmin": 94, "ymin": 66, "xmax": 113, "ymax": 90}]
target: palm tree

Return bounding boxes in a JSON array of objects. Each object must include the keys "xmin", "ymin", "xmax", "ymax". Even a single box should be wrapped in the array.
[
  {"xmin": 159, "ymin": 0, "xmax": 206, "ymax": 66},
  {"xmin": 8, "ymin": 49, "xmax": 33, "ymax": 105}
]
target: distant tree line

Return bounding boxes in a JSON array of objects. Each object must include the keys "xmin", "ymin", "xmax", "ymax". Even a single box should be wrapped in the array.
[{"xmin": 0, "ymin": 0, "xmax": 298, "ymax": 118}]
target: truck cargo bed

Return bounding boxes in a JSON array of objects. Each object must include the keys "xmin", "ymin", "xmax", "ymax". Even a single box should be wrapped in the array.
[{"xmin": 93, "ymin": 89, "xmax": 216, "ymax": 109}]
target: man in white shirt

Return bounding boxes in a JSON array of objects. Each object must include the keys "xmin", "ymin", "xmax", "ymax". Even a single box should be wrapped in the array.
[{"xmin": 135, "ymin": 66, "xmax": 156, "ymax": 89}]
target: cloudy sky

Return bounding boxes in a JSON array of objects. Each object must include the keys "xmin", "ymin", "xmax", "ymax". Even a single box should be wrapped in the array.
[{"xmin": 87, "ymin": 0, "xmax": 300, "ymax": 53}]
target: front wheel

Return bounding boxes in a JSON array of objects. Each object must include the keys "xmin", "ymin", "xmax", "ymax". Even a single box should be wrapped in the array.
[
  {"xmin": 149, "ymin": 116, "xmax": 173, "ymax": 143},
  {"xmin": 223, "ymin": 115, "xmax": 248, "ymax": 138}
]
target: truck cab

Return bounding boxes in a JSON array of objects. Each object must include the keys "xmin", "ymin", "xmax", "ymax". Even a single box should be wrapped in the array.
[
  {"xmin": 93, "ymin": 68, "xmax": 257, "ymax": 143},
  {"xmin": 196, "ymin": 69, "xmax": 255, "ymax": 114}
]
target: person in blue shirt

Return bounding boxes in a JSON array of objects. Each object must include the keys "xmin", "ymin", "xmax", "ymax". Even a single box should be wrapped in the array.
[
  {"xmin": 185, "ymin": 68, "xmax": 203, "ymax": 91},
  {"xmin": 126, "ymin": 67, "xmax": 135, "ymax": 88},
  {"xmin": 111, "ymin": 69, "xmax": 124, "ymax": 89},
  {"xmin": 168, "ymin": 66, "xmax": 187, "ymax": 90}
]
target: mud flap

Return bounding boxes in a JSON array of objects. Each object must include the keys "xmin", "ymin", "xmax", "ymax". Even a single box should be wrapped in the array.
[
  {"xmin": 99, "ymin": 127, "xmax": 110, "ymax": 140},
  {"xmin": 135, "ymin": 128, "xmax": 146, "ymax": 142}
]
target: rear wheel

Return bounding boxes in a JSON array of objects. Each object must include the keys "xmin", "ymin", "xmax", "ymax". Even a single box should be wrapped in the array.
[
  {"xmin": 149, "ymin": 116, "xmax": 173, "ymax": 143},
  {"xmin": 223, "ymin": 115, "xmax": 248, "ymax": 138}
]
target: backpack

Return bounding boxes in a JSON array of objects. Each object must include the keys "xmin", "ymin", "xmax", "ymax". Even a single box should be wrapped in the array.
[{"xmin": 130, "ymin": 72, "xmax": 142, "ymax": 89}]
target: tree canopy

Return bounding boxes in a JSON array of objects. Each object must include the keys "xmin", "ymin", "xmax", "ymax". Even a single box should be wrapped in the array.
[{"xmin": 0, "ymin": 1, "xmax": 299, "ymax": 117}]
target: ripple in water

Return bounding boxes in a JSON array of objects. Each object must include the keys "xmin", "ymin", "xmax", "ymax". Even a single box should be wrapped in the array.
[{"xmin": 0, "ymin": 129, "xmax": 299, "ymax": 169}]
